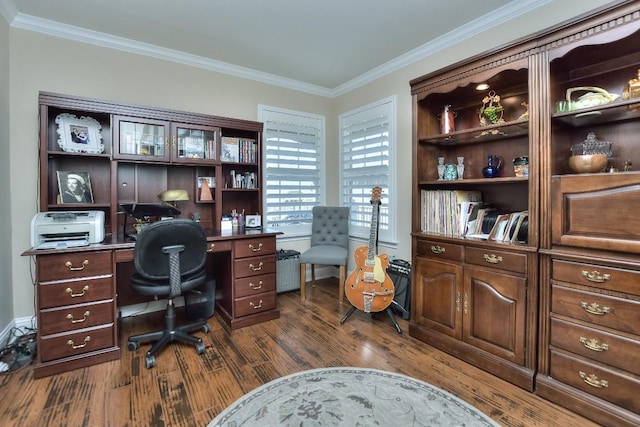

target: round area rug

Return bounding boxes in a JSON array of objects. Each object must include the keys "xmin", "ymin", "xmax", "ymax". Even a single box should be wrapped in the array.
[{"xmin": 209, "ymin": 367, "xmax": 499, "ymax": 426}]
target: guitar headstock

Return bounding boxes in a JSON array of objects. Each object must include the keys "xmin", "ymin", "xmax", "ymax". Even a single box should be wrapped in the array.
[{"xmin": 370, "ymin": 186, "xmax": 382, "ymax": 205}]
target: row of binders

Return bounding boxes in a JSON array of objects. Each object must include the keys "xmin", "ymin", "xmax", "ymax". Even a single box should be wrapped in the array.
[{"xmin": 420, "ymin": 189, "xmax": 527, "ymax": 243}]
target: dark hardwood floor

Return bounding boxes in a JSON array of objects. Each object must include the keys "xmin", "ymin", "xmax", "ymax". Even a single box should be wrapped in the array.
[{"xmin": 0, "ymin": 278, "xmax": 599, "ymax": 427}]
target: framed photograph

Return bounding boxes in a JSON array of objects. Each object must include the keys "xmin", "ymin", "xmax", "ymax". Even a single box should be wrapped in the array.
[
  {"xmin": 220, "ymin": 137, "xmax": 239, "ymax": 162},
  {"xmin": 57, "ymin": 171, "xmax": 94, "ymax": 204},
  {"xmin": 55, "ymin": 113, "xmax": 104, "ymax": 154},
  {"xmin": 197, "ymin": 176, "xmax": 215, "ymax": 189}
]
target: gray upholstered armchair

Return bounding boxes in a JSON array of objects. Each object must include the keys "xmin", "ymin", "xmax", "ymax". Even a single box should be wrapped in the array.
[{"xmin": 299, "ymin": 206, "xmax": 350, "ymax": 302}]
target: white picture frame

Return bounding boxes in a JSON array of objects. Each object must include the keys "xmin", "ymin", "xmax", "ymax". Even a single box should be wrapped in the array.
[{"xmin": 55, "ymin": 113, "xmax": 104, "ymax": 154}]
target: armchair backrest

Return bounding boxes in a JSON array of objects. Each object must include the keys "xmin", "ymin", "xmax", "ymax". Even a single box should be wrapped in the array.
[
  {"xmin": 134, "ymin": 219, "xmax": 207, "ymax": 281},
  {"xmin": 309, "ymin": 206, "xmax": 350, "ymax": 250}
]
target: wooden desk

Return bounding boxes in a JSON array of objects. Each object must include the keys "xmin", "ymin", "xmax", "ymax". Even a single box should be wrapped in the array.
[{"xmin": 22, "ymin": 228, "xmax": 280, "ymax": 378}]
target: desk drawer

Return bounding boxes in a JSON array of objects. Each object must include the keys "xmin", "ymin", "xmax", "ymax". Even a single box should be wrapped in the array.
[
  {"xmin": 416, "ymin": 239, "xmax": 463, "ymax": 262},
  {"xmin": 551, "ymin": 285, "xmax": 640, "ymax": 336},
  {"xmin": 234, "ymin": 273, "xmax": 276, "ymax": 298},
  {"xmin": 39, "ymin": 300, "xmax": 115, "ymax": 336},
  {"xmin": 550, "ymin": 317, "xmax": 640, "ymax": 374},
  {"xmin": 549, "ymin": 349, "xmax": 640, "ymax": 414},
  {"xmin": 39, "ymin": 324, "xmax": 115, "ymax": 362},
  {"xmin": 206, "ymin": 240, "xmax": 232, "ymax": 253},
  {"xmin": 234, "ymin": 237, "xmax": 276, "ymax": 258},
  {"xmin": 465, "ymin": 247, "xmax": 526, "ymax": 274},
  {"xmin": 233, "ymin": 292, "xmax": 277, "ymax": 317},
  {"xmin": 234, "ymin": 255, "xmax": 276, "ymax": 278},
  {"xmin": 39, "ymin": 276, "xmax": 114, "ymax": 309},
  {"xmin": 38, "ymin": 251, "xmax": 113, "ymax": 282}
]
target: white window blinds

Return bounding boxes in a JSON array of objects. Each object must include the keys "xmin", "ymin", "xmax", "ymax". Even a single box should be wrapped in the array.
[
  {"xmin": 259, "ymin": 105, "xmax": 325, "ymax": 235},
  {"xmin": 339, "ymin": 97, "xmax": 396, "ymax": 243}
]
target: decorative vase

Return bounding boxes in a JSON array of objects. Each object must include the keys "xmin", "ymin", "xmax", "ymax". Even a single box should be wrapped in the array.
[
  {"xmin": 456, "ymin": 156, "xmax": 464, "ymax": 180},
  {"xmin": 440, "ymin": 105, "xmax": 455, "ymax": 134},
  {"xmin": 444, "ymin": 163, "xmax": 458, "ymax": 180},
  {"xmin": 482, "ymin": 154, "xmax": 502, "ymax": 178},
  {"xmin": 437, "ymin": 156, "xmax": 445, "ymax": 180}
]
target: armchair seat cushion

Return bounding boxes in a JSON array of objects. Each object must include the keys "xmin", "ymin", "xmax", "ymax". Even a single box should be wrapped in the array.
[{"xmin": 299, "ymin": 245, "xmax": 348, "ymax": 266}]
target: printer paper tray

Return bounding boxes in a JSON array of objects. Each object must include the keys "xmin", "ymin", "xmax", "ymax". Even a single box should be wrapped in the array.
[{"xmin": 35, "ymin": 237, "xmax": 89, "ymax": 250}]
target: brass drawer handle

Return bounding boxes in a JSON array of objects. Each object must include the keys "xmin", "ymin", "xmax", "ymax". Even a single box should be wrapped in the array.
[
  {"xmin": 580, "ymin": 301, "xmax": 610, "ymax": 316},
  {"xmin": 456, "ymin": 292, "xmax": 461, "ymax": 312},
  {"xmin": 207, "ymin": 243, "xmax": 215, "ymax": 253},
  {"xmin": 579, "ymin": 371, "xmax": 608, "ymax": 389},
  {"xmin": 249, "ymin": 262, "xmax": 264, "ymax": 271},
  {"xmin": 67, "ymin": 310, "xmax": 90, "ymax": 324},
  {"xmin": 249, "ymin": 280, "xmax": 263, "ymax": 290},
  {"xmin": 249, "ymin": 243, "xmax": 263, "ymax": 252},
  {"xmin": 430, "ymin": 245, "xmax": 445, "ymax": 254},
  {"xmin": 581, "ymin": 270, "xmax": 611, "ymax": 283},
  {"xmin": 66, "ymin": 285, "xmax": 90, "ymax": 298},
  {"xmin": 67, "ymin": 336, "xmax": 91, "ymax": 350},
  {"xmin": 463, "ymin": 293, "xmax": 468, "ymax": 314},
  {"xmin": 483, "ymin": 254, "xmax": 502, "ymax": 264},
  {"xmin": 580, "ymin": 337, "xmax": 609, "ymax": 352},
  {"xmin": 65, "ymin": 259, "xmax": 89, "ymax": 271},
  {"xmin": 249, "ymin": 300, "xmax": 263, "ymax": 309}
]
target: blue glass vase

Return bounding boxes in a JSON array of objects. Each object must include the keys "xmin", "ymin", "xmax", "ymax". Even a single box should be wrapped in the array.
[{"xmin": 482, "ymin": 154, "xmax": 502, "ymax": 178}]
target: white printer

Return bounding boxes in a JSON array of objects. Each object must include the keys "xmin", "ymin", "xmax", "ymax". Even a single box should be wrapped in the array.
[{"xmin": 30, "ymin": 211, "xmax": 105, "ymax": 250}]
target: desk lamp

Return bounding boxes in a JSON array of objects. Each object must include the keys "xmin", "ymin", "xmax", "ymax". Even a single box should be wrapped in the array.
[{"xmin": 158, "ymin": 189, "xmax": 189, "ymax": 211}]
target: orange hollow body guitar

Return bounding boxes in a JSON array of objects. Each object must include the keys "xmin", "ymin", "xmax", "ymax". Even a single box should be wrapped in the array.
[{"xmin": 345, "ymin": 187, "xmax": 395, "ymax": 313}]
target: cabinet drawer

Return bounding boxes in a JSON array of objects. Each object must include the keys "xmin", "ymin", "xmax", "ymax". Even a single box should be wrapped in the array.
[
  {"xmin": 549, "ymin": 349, "xmax": 640, "ymax": 414},
  {"xmin": 234, "ymin": 255, "xmax": 276, "ymax": 278},
  {"xmin": 39, "ymin": 276, "xmax": 114, "ymax": 309},
  {"xmin": 550, "ymin": 317, "xmax": 640, "ymax": 375},
  {"xmin": 39, "ymin": 300, "xmax": 115, "ymax": 336},
  {"xmin": 233, "ymin": 292, "xmax": 277, "ymax": 317},
  {"xmin": 206, "ymin": 240, "xmax": 233, "ymax": 253},
  {"xmin": 234, "ymin": 237, "xmax": 276, "ymax": 258},
  {"xmin": 39, "ymin": 324, "xmax": 115, "ymax": 362},
  {"xmin": 551, "ymin": 285, "xmax": 640, "ymax": 336},
  {"xmin": 465, "ymin": 247, "xmax": 526, "ymax": 274},
  {"xmin": 552, "ymin": 259, "xmax": 640, "ymax": 295},
  {"xmin": 416, "ymin": 240, "xmax": 463, "ymax": 262},
  {"xmin": 38, "ymin": 251, "xmax": 113, "ymax": 282},
  {"xmin": 234, "ymin": 273, "xmax": 276, "ymax": 298}
]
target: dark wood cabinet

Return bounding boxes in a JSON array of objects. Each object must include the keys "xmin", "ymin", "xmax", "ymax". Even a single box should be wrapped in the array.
[{"xmin": 411, "ymin": 2, "xmax": 640, "ymax": 425}]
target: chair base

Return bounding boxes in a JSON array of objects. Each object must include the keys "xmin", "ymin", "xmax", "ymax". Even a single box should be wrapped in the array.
[
  {"xmin": 300, "ymin": 263, "xmax": 345, "ymax": 303},
  {"xmin": 128, "ymin": 299, "xmax": 209, "ymax": 368}
]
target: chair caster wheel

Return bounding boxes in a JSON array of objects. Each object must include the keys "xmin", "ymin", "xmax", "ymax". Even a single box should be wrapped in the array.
[
  {"xmin": 145, "ymin": 355, "xmax": 156, "ymax": 369},
  {"xmin": 196, "ymin": 343, "xmax": 206, "ymax": 354},
  {"xmin": 128, "ymin": 341, "xmax": 139, "ymax": 351},
  {"xmin": 202, "ymin": 324, "xmax": 211, "ymax": 333}
]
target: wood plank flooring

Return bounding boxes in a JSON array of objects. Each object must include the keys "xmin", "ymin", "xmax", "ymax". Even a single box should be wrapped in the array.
[{"xmin": 0, "ymin": 278, "xmax": 600, "ymax": 427}]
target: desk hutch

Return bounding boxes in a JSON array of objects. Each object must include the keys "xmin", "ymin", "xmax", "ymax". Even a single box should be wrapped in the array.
[
  {"xmin": 410, "ymin": 1, "xmax": 640, "ymax": 426},
  {"xmin": 24, "ymin": 92, "xmax": 280, "ymax": 378}
]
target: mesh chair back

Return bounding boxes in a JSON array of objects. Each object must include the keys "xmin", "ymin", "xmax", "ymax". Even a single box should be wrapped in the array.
[
  {"xmin": 134, "ymin": 219, "xmax": 207, "ymax": 281},
  {"xmin": 309, "ymin": 206, "xmax": 349, "ymax": 249}
]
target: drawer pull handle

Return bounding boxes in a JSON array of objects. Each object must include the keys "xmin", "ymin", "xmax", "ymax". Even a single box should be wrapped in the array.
[
  {"xmin": 579, "ymin": 337, "xmax": 609, "ymax": 352},
  {"xmin": 463, "ymin": 293, "xmax": 468, "ymax": 314},
  {"xmin": 456, "ymin": 292, "xmax": 461, "ymax": 312},
  {"xmin": 65, "ymin": 259, "xmax": 89, "ymax": 271},
  {"xmin": 580, "ymin": 301, "xmax": 611, "ymax": 316},
  {"xmin": 483, "ymin": 254, "xmax": 502, "ymax": 264},
  {"xmin": 249, "ymin": 243, "xmax": 263, "ymax": 252},
  {"xmin": 67, "ymin": 336, "xmax": 91, "ymax": 350},
  {"xmin": 207, "ymin": 243, "xmax": 215, "ymax": 253},
  {"xmin": 249, "ymin": 281, "xmax": 263, "ymax": 290},
  {"xmin": 66, "ymin": 285, "xmax": 90, "ymax": 298},
  {"xmin": 249, "ymin": 262, "xmax": 263, "ymax": 271},
  {"xmin": 579, "ymin": 371, "xmax": 608, "ymax": 389},
  {"xmin": 430, "ymin": 245, "xmax": 445, "ymax": 254},
  {"xmin": 67, "ymin": 311, "xmax": 90, "ymax": 324},
  {"xmin": 581, "ymin": 270, "xmax": 611, "ymax": 283},
  {"xmin": 250, "ymin": 300, "xmax": 263, "ymax": 309}
]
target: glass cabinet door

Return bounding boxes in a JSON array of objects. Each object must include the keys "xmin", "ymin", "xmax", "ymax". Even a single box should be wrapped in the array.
[
  {"xmin": 113, "ymin": 115, "xmax": 170, "ymax": 161},
  {"xmin": 172, "ymin": 123, "xmax": 219, "ymax": 164}
]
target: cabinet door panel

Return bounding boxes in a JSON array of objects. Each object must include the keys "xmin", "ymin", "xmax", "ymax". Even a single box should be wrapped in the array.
[
  {"xmin": 464, "ymin": 266, "xmax": 526, "ymax": 364},
  {"xmin": 413, "ymin": 257, "xmax": 462, "ymax": 339}
]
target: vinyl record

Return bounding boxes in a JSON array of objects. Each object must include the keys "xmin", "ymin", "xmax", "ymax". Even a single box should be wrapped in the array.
[
  {"xmin": 517, "ymin": 217, "xmax": 528, "ymax": 243},
  {"xmin": 482, "ymin": 210, "xmax": 498, "ymax": 234}
]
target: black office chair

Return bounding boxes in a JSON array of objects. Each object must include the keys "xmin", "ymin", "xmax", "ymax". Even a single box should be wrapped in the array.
[{"xmin": 127, "ymin": 219, "xmax": 211, "ymax": 368}]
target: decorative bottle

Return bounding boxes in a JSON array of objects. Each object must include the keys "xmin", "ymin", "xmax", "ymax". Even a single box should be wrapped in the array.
[
  {"xmin": 482, "ymin": 154, "xmax": 502, "ymax": 178},
  {"xmin": 437, "ymin": 156, "xmax": 445, "ymax": 180},
  {"xmin": 456, "ymin": 156, "xmax": 464, "ymax": 180}
]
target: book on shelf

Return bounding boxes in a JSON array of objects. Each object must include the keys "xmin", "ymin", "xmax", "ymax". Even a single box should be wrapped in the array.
[
  {"xmin": 221, "ymin": 137, "xmax": 239, "ymax": 162},
  {"xmin": 420, "ymin": 189, "xmax": 482, "ymax": 235}
]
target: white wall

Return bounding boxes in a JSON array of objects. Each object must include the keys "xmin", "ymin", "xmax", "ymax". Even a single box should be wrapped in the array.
[{"xmin": 6, "ymin": 0, "xmax": 617, "ymax": 322}]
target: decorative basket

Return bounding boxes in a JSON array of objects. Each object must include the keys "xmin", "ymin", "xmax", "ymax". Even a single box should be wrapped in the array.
[{"xmin": 566, "ymin": 86, "xmax": 620, "ymax": 110}]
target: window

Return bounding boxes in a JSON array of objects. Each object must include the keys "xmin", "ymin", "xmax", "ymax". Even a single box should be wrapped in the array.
[
  {"xmin": 339, "ymin": 97, "xmax": 396, "ymax": 244},
  {"xmin": 259, "ymin": 105, "xmax": 325, "ymax": 236}
]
